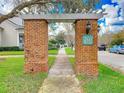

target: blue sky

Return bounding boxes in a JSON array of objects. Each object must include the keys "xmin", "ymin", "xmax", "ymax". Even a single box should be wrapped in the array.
[
  {"xmin": 95, "ymin": 0, "xmax": 124, "ymax": 34},
  {"xmin": 95, "ymin": 0, "xmax": 118, "ymax": 9}
]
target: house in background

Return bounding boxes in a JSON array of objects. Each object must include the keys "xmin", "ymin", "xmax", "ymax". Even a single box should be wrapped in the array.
[
  {"xmin": 0, "ymin": 16, "xmax": 56, "ymax": 49},
  {"xmin": 0, "ymin": 17, "xmax": 24, "ymax": 49}
]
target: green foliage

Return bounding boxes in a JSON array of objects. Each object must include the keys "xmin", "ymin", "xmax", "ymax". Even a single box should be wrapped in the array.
[
  {"xmin": 0, "ymin": 46, "xmax": 22, "ymax": 51},
  {"xmin": 49, "ymin": 39, "xmax": 58, "ymax": 44},
  {"xmin": 55, "ymin": 32, "xmax": 65, "ymax": 44},
  {"xmin": 57, "ymin": 39, "xmax": 65, "ymax": 44},
  {"xmin": 49, "ymin": 39, "xmax": 58, "ymax": 49},
  {"xmin": 69, "ymin": 57, "xmax": 124, "ymax": 93},
  {"xmin": 110, "ymin": 30, "xmax": 124, "ymax": 47},
  {"xmin": 49, "ymin": 35, "xmax": 65, "ymax": 49},
  {"xmin": 48, "ymin": 42, "xmax": 53, "ymax": 49},
  {"xmin": 110, "ymin": 38, "xmax": 124, "ymax": 47},
  {"xmin": 0, "ymin": 57, "xmax": 56, "ymax": 93}
]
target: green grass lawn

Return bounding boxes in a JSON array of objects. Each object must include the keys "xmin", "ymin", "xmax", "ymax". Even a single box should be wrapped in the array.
[
  {"xmin": 69, "ymin": 57, "xmax": 124, "ymax": 93},
  {"xmin": 48, "ymin": 49, "xmax": 58, "ymax": 55},
  {"xmin": 0, "ymin": 56, "xmax": 56, "ymax": 93},
  {"xmin": 0, "ymin": 49, "xmax": 58, "ymax": 55},
  {"xmin": 65, "ymin": 47, "xmax": 74, "ymax": 55}
]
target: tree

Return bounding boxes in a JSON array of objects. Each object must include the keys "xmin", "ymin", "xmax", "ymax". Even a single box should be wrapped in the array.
[
  {"xmin": 110, "ymin": 30, "xmax": 124, "ymax": 47},
  {"xmin": 0, "ymin": 0, "xmax": 50, "ymax": 23},
  {"xmin": 55, "ymin": 31, "xmax": 65, "ymax": 45},
  {"xmin": 49, "ymin": 39, "xmax": 58, "ymax": 45},
  {"xmin": 0, "ymin": 0, "xmax": 100, "ymax": 23},
  {"xmin": 62, "ymin": 23, "xmax": 75, "ymax": 49},
  {"xmin": 48, "ymin": 39, "xmax": 58, "ymax": 49},
  {"xmin": 62, "ymin": 0, "xmax": 99, "ymax": 13},
  {"xmin": 110, "ymin": 38, "xmax": 124, "ymax": 47},
  {"xmin": 98, "ymin": 31, "xmax": 113, "ymax": 46}
]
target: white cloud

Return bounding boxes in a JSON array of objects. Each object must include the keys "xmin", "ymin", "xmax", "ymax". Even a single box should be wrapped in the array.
[
  {"xmin": 105, "ymin": 17, "xmax": 121, "ymax": 26},
  {"xmin": 109, "ymin": 25, "xmax": 124, "ymax": 32},
  {"xmin": 100, "ymin": 1, "xmax": 124, "ymax": 34},
  {"xmin": 112, "ymin": 0, "xmax": 124, "ymax": 17},
  {"xmin": 102, "ymin": 4, "xmax": 119, "ymax": 18}
]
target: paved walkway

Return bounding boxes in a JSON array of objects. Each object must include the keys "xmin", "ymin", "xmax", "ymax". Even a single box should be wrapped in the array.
[{"xmin": 38, "ymin": 48, "xmax": 82, "ymax": 93}]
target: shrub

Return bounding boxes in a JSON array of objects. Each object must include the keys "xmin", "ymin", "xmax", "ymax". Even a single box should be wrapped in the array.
[
  {"xmin": 48, "ymin": 40, "xmax": 58, "ymax": 50},
  {"xmin": 0, "ymin": 46, "xmax": 22, "ymax": 51}
]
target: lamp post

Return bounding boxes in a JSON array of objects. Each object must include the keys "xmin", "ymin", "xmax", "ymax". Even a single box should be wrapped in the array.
[{"xmin": 86, "ymin": 20, "xmax": 91, "ymax": 34}]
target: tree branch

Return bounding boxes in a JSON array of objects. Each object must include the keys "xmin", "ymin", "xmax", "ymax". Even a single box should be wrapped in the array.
[
  {"xmin": 0, "ymin": 0, "xmax": 99, "ymax": 24},
  {"xmin": 0, "ymin": 0, "xmax": 50, "ymax": 24}
]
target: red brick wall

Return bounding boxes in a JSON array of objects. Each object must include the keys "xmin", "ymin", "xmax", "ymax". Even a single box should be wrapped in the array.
[
  {"xmin": 75, "ymin": 20, "xmax": 98, "ymax": 77},
  {"xmin": 24, "ymin": 19, "xmax": 48, "ymax": 73}
]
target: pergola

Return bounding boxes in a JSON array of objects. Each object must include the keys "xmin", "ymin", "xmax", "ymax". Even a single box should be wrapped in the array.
[
  {"xmin": 21, "ymin": 13, "xmax": 104, "ymax": 77},
  {"xmin": 21, "ymin": 13, "xmax": 104, "ymax": 22}
]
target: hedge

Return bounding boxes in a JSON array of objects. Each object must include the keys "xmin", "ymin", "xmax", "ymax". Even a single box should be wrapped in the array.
[{"xmin": 0, "ymin": 46, "xmax": 23, "ymax": 51}]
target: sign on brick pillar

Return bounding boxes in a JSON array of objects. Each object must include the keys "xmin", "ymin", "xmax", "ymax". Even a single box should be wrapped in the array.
[
  {"xmin": 24, "ymin": 19, "xmax": 48, "ymax": 73},
  {"xmin": 75, "ymin": 20, "xmax": 98, "ymax": 77}
]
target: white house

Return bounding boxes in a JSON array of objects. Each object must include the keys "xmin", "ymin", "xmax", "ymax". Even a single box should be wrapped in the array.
[{"xmin": 0, "ymin": 17, "xmax": 24, "ymax": 49}]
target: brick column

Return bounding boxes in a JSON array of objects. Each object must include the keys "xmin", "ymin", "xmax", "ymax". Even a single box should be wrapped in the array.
[
  {"xmin": 24, "ymin": 19, "xmax": 48, "ymax": 73},
  {"xmin": 75, "ymin": 20, "xmax": 98, "ymax": 77}
]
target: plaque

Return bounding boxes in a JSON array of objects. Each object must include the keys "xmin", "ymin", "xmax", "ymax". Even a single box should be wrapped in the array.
[{"xmin": 82, "ymin": 34, "xmax": 93, "ymax": 45}]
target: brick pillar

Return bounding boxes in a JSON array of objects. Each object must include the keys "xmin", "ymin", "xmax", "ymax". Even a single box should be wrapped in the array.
[
  {"xmin": 75, "ymin": 20, "xmax": 98, "ymax": 77},
  {"xmin": 24, "ymin": 19, "xmax": 48, "ymax": 73}
]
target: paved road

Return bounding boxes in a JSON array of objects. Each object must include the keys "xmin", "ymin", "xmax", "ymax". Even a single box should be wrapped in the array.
[{"xmin": 98, "ymin": 51, "xmax": 124, "ymax": 72}]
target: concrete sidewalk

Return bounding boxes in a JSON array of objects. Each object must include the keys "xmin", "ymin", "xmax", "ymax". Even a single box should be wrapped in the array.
[
  {"xmin": 48, "ymin": 48, "xmax": 74, "ymax": 76},
  {"xmin": 38, "ymin": 48, "xmax": 82, "ymax": 93}
]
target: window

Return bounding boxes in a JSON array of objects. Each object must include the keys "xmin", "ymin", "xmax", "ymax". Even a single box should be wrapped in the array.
[{"xmin": 19, "ymin": 33, "xmax": 24, "ymax": 49}]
